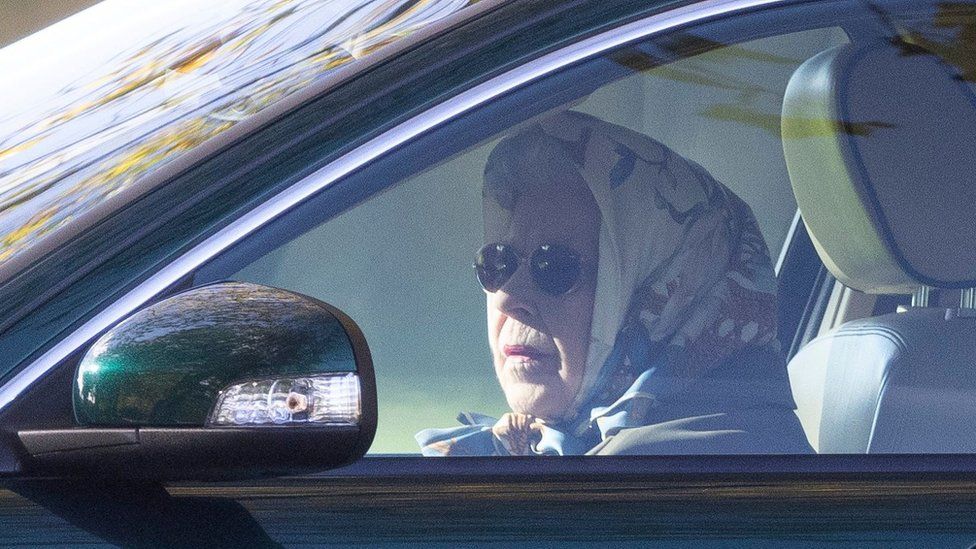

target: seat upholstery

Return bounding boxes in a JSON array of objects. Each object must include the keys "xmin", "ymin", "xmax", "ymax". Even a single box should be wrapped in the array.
[
  {"xmin": 789, "ymin": 308, "xmax": 976, "ymax": 453},
  {"xmin": 782, "ymin": 40, "xmax": 976, "ymax": 453}
]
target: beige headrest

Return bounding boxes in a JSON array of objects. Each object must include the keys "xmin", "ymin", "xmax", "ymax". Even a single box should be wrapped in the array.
[{"xmin": 782, "ymin": 42, "xmax": 976, "ymax": 293}]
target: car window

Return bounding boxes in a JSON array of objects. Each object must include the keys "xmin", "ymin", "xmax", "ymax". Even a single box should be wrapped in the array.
[
  {"xmin": 232, "ymin": 23, "xmax": 848, "ymax": 455},
  {"xmin": 223, "ymin": 0, "xmax": 976, "ymax": 459}
]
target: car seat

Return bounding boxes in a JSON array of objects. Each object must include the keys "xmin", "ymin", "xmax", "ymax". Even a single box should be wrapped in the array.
[{"xmin": 781, "ymin": 39, "xmax": 976, "ymax": 453}]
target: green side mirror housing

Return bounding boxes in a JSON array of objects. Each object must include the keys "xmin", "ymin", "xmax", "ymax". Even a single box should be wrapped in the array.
[
  {"xmin": 18, "ymin": 282, "xmax": 376, "ymax": 480},
  {"xmin": 74, "ymin": 282, "xmax": 360, "ymax": 426}
]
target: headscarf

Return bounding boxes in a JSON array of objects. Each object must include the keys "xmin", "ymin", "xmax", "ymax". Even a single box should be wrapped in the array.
[{"xmin": 417, "ymin": 111, "xmax": 782, "ymax": 456}]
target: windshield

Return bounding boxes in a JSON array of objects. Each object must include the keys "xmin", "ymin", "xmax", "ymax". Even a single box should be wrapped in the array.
[{"xmin": 0, "ymin": 0, "xmax": 478, "ymax": 266}]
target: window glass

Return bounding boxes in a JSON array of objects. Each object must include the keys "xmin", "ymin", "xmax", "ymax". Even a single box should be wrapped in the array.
[
  {"xmin": 233, "ymin": 24, "xmax": 847, "ymax": 455},
  {"xmin": 232, "ymin": 2, "xmax": 976, "ymax": 456},
  {"xmin": 576, "ymin": 27, "xmax": 847, "ymax": 255}
]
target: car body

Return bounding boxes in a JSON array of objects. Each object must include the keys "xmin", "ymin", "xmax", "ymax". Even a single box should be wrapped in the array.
[{"xmin": 2, "ymin": 0, "xmax": 976, "ymax": 546}]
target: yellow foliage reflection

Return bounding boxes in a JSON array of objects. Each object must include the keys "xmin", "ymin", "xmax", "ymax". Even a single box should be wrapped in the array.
[{"xmin": 0, "ymin": 0, "xmax": 478, "ymax": 266}]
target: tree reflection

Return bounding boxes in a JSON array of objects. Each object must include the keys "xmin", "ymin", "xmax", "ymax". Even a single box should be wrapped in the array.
[
  {"xmin": 608, "ymin": 36, "xmax": 888, "ymax": 141},
  {"xmin": 872, "ymin": 2, "xmax": 976, "ymax": 82},
  {"xmin": 0, "ymin": 0, "xmax": 480, "ymax": 264},
  {"xmin": 76, "ymin": 282, "xmax": 356, "ymax": 425},
  {"xmin": 609, "ymin": 3, "xmax": 975, "ymax": 139},
  {"xmin": 703, "ymin": 105, "xmax": 896, "ymax": 139}
]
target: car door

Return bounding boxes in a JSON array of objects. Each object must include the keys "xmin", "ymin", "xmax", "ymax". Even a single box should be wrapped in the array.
[{"xmin": 4, "ymin": 0, "xmax": 976, "ymax": 546}]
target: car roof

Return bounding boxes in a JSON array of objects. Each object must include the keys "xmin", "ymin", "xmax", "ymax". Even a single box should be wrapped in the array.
[{"xmin": 0, "ymin": 0, "xmax": 503, "ymax": 272}]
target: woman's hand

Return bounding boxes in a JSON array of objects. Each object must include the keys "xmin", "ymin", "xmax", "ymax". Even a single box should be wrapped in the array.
[{"xmin": 491, "ymin": 412, "xmax": 545, "ymax": 455}]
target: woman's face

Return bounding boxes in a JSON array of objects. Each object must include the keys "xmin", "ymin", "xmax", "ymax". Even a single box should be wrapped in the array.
[{"xmin": 483, "ymin": 176, "xmax": 600, "ymax": 421}]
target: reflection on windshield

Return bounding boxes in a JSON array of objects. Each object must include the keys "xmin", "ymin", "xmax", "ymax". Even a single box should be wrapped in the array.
[
  {"xmin": 0, "ymin": 0, "xmax": 478, "ymax": 265},
  {"xmin": 609, "ymin": 38, "xmax": 900, "ymax": 139}
]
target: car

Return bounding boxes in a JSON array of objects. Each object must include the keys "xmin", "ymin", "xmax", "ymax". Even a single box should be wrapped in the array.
[{"xmin": 2, "ymin": 0, "xmax": 976, "ymax": 545}]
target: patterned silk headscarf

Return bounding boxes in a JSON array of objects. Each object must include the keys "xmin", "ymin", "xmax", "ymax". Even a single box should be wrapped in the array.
[{"xmin": 417, "ymin": 111, "xmax": 780, "ymax": 456}]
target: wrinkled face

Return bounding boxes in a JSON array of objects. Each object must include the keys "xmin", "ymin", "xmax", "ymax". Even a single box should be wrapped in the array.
[{"xmin": 483, "ymin": 177, "xmax": 600, "ymax": 421}]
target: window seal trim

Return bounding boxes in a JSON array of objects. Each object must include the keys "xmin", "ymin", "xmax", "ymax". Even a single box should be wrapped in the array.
[
  {"xmin": 775, "ymin": 210, "xmax": 802, "ymax": 276},
  {"xmin": 0, "ymin": 0, "xmax": 787, "ymax": 413},
  {"xmin": 318, "ymin": 453, "xmax": 976, "ymax": 477}
]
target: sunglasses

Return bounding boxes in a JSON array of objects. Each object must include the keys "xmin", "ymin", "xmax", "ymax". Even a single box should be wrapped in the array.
[{"xmin": 474, "ymin": 243, "xmax": 584, "ymax": 296}]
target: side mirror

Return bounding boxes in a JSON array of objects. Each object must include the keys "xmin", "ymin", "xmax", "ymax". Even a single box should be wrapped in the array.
[{"xmin": 16, "ymin": 282, "xmax": 376, "ymax": 480}]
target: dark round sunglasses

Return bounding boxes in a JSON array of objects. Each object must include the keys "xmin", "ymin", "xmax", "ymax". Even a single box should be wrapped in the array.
[{"xmin": 474, "ymin": 243, "xmax": 583, "ymax": 296}]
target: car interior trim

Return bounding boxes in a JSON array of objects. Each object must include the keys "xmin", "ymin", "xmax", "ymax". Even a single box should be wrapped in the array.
[
  {"xmin": 774, "ymin": 209, "xmax": 802, "ymax": 276},
  {"xmin": 0, "ymin": 0, "xmax": 788, "ymax": 413}
]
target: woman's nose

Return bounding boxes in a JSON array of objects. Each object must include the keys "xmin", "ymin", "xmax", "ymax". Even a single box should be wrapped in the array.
[{"xmin": 492, "ymin": 263, "xmax": 539, "ymax": 324}]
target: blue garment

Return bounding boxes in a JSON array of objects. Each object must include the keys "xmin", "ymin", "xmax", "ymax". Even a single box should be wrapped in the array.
[{"xmin": 416, "ymin": 345, "xmax": 813, "ymax": 456}]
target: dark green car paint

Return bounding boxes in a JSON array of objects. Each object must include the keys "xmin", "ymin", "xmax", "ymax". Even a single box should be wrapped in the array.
[
  {"xmin": 74, "ymin": 283, "xmax": 356, "ymax": 426},
  {"xmin": 0, "ymin": 0, "xmax": 687, "ymax": 386},
  {"xmin": 3, "ymin": 473, "xmax": 976, "ymax": 546}
]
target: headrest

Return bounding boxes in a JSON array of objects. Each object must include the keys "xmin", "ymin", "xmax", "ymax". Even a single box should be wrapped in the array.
[{"xmin": 782, "ymin": 41, "xmax": 976, "ymax": 293}]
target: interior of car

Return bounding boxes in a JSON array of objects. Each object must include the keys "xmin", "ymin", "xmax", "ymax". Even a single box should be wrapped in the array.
[
  {"xmin": 210, "ymin": 2, "xmax": 976, "ymax": 456},
  {"xmin": 231, "ymin": 26, "xmax": 842, "ymax": 453},
  {"xmin": 783, "ymin": 33, "xmax": 976, "ymax": 453}
]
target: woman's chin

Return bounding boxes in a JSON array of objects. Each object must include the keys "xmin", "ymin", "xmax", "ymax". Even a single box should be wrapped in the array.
[{"xmin": 501, "ymin": 380, "xmax": 572, "ymax": 420}]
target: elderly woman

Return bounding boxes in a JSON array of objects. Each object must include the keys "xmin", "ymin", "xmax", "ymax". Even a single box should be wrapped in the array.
[{"xmin": 416, "ymin": 111, "xmax": 812, "ymax": 456}]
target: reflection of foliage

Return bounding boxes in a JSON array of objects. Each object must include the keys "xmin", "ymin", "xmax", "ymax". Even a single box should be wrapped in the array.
[
  {"xmin": 609, "ymin": 38, "xmax": 823, "ymax": 138},
  {"xmin": 702, "ymin": 105, "xmax": 896, "ymax": 139},
  {"xmin": 610, "ymin": 42, "xmax": 786, "ymax": 101},
  {"xmin": 76, "ymin": 282, "xmax": 356, "ymax": 425},
  {"xmin": 610, "ymin": 11, "xmax": 976, "ymax": 140},
  {"xmin": 867, "ymin": 2, "xmax": 976, "ymax": 82},
  {"xmin": 0, "ymin": 0, "xmax": 479, "ymax": 265}
]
